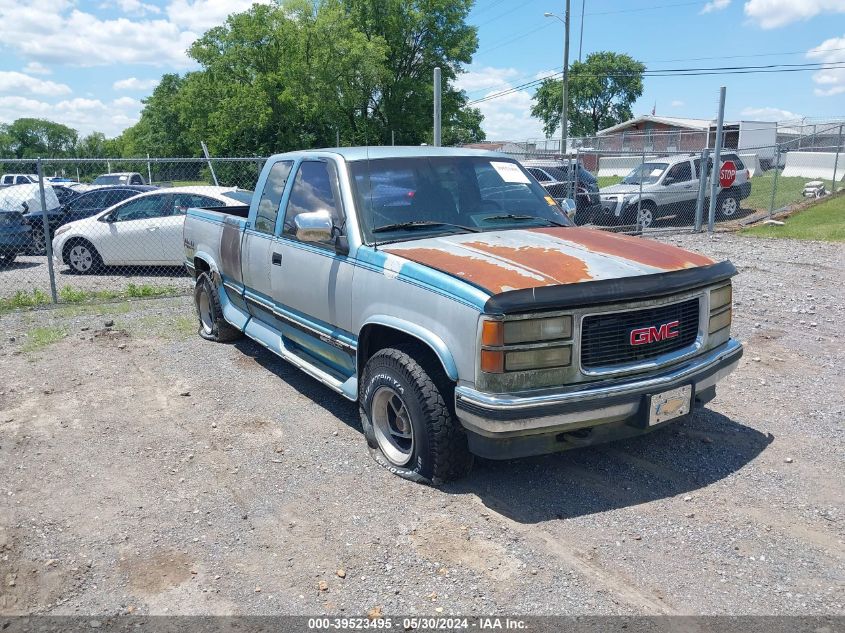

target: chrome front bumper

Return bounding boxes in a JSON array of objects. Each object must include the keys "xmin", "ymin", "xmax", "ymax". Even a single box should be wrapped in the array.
[{"xmin": 455, "ymin": 339, "xmax": 743, "ymax": 457}]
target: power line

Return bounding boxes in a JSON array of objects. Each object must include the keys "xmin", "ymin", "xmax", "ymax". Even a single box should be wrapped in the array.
[{"xmin": 465, "ymin": 62, "xmax": 845, "ymax": 106}]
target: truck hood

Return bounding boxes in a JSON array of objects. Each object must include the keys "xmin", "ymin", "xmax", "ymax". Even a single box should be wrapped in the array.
[
  {"xmin": 382, "ymin": 227, "xmax": 714, "ymax": 295},
  {"xmin": 600, "ymin": 183, "xmax": 645, "ymax": 195}
]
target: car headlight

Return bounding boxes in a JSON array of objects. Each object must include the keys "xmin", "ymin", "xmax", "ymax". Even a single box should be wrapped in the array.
[
  {"xmin": 480, "ymin": 316, "xmax": 574, "ymax": 374},
  {"xmin": 53, "ymin": 224, "xmax": 72, "ymax": 238},
  {"xmin": 709, "ymin": 283, "xmax": 732, "ymax": 334}
]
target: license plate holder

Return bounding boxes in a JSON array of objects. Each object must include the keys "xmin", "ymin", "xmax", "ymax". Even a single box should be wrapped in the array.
[{"xmin": 645, "ymin": 384, "xmax": 693, "ymax": 426}]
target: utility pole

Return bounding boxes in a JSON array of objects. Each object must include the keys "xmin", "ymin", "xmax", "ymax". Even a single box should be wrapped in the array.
[
  {"xmin": 545, "ymin": 4, "xmax": 571, "ymax": 156},
  {"xmin": 433, "ymin": 67, "xmax": 442, "ymax": 147},
  {"xmin": 578, "ymin": 0, "xmax": 585, "ymax": 62}
]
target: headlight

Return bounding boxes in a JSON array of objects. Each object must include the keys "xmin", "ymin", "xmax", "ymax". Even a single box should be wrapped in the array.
[
  {"xmin": 709, "ymin": 283, "xmax": 732, "ymax": 334},
  {"xmin": 505, "ymin": 346, "xmax": 572, "ymax": 371},
  {"xmin": 53, "ymin": 224, "xmax": 71, "ymax": 238},
  {"xmin": 504, "ymin": 316, "xmax": 572, "ymax": 344},
  {"xmin": 480, "ymin": 316, "xmax": 574, "ymax": 373}
]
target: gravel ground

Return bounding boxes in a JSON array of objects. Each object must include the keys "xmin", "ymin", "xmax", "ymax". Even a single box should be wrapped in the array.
[
  {"xmin": 0, "ymin": 256, "xmax": 191, "ymax": 299},
  {"xmin": 0, "ymin": 232, "xmax": 842, "ymax": 617}
]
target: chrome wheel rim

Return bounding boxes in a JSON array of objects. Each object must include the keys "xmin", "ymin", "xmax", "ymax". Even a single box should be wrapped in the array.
[
  {"xmin": 69, "ymin": 244, "xmax": 93, "ymax": 272},
  {"xmin": 371, "ymin": 386, "xmax": 414, "ymax": 466},
  {"xmin": 721, "ymin": 197, "xmax": 738, "ymax": 216},
  {"xmin": 198, "ymin": 287, "xmax": 214, "ymax": 334},
  {"xmin": 639, "ymin": 208, "xmax": 653, "ymax": 228}
]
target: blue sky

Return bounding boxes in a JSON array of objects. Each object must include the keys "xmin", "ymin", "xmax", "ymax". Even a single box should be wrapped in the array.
[{"xmin": 0, "ymin": 0, "xmax": 843, "ymax": 141}]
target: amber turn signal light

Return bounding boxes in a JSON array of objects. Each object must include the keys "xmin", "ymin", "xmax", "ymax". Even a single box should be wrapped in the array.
[
  {"xmin": 481, "ymin": 320, "xmax": 504, "ymax": 347},
  {"xmin": 480, "ymin": 349, "xmax": 504, "ymax": 374}
]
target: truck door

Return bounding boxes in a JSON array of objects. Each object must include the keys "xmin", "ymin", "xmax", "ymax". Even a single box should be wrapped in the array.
[
  {"xmin": 241, "ymin": 160, "xmax": 294, "ymax": 325},
  {"xmin": 272, "ymin": 159, "xmax": 356, "ymax": 378}
]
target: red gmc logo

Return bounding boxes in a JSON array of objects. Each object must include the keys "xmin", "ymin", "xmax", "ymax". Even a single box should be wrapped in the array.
[{"xmin": 630, "ymin": 320, "xmax": 680, "ymax": 346}]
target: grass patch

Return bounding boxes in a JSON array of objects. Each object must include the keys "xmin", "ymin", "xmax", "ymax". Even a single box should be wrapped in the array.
[
  {"xmin": 2, "ymin": 283, "xmax": 183, "ymax": 315},
  {"xmin": 22, "ymin": 325, "xmax": 67, "ymax": 352},
  {"xmin": 741, "ymin": 193, "xmax": 845, "ymax": 241},
  {"xmin": 0, "ymin": 289, "xmax": 52, "ymax": 312},
  {"xmin": 742, "ymin": 173, "xmax": 821, "ymax": 212},
  {"xmin": 129, "ymin": 313, "xmax": 197, "ymax": 340},
  {"xmin": 597, "ymin": 176, "xmax": 623, "ymax": 189}
]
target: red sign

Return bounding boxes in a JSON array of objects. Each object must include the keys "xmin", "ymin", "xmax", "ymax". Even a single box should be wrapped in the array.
[
  {"xmin": 630, "ymin": 320, "xmax": 680, "ymax": 346},
  {"xmin": 719, "ymin": 160, "xmax": 736, "ymax": 188}
]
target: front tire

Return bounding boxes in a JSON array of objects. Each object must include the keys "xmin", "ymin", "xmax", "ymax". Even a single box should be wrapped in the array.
[
  {"xmin": 717, "ymin": 193, "xmax": 740, "ymax": 219},
  {"xmin": 65, "ymin": 240, "xmax": 102, "ymax": 274},
  {"xmin": 359, "ymin": 345, "xmax": 473, "ymax": 485},
  {"xmin": 194, "ymin": 272, "xmax": 242, "ymax": 342}
]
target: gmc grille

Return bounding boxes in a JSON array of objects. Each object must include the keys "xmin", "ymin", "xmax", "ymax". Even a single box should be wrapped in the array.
[{"xmin": 580, "ymin": 298, "xmax": 700, "ymax": 369}]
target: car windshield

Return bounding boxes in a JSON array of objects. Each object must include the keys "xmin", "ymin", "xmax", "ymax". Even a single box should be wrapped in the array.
[
  {"xmin": 622, "ymin": 162, "xmax": 669, "ymax": 185},
  {"xmin": 93, "ymin": 175, "xmax": 128, "ymax": 185},
  {"xmin": 349, "ymin": 156, "xmax": 571, "ymax": 243}
]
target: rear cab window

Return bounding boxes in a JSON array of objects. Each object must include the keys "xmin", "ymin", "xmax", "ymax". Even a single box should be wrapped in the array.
[{"xmin": 255, "ymin": 160, "xmax": 294, "ymax": 235}]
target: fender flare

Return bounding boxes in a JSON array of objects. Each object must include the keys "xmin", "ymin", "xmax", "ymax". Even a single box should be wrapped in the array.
[
  {"xmin": 192, "ymin": 251, "xmax": 221, "ymax": 279},
  {"xmin": 359, "ymin": 315, "xmax": 459, "ymax": 382}
]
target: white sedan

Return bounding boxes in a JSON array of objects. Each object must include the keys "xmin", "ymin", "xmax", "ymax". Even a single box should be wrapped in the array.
[{"xmin": 52, "ymin": 186, "xmax": 250, "ymax": 273}]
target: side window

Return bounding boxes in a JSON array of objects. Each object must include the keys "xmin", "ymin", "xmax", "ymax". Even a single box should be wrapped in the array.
[
  {"xmin": 694, "ymin": 159, "xmax": 701, "ymax": 178},
  {"xmin": 112, "ymin": 195, "xmax": 170, "ymax": 221},
  {"xmin": 282, "ymin": 161, "xmax": 342, "ymax": 240},
  {"xmin": 666, "ymin": 161, "xmax": 692, "ymax": 183},
  {"xmin": 255, "ymin": 160, "xmax": 293, "ymax": 234},
  {"xmin": 172, "ymin": 194, "xmax": 220, "ymax": 215},
  {"xmin": 527, "ymin": 168, "xmax": 546, "ymax": 181},
  {"xmin": 131, "ymin": 175, "xmax": 143, "ymax": 185}
]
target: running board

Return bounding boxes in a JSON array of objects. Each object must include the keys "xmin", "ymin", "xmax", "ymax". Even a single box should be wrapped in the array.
[{"xmin": 244, "ymin": 317, "xmax": 358, "ymax": 401}]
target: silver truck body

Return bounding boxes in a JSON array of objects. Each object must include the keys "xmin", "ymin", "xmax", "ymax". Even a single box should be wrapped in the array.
[{"xmin": 184, "ymin": 147, "xmax": 742, "ymax": 471}]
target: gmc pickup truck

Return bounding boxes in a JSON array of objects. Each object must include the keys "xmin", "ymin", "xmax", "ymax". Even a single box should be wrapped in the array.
[{"xmin": 183, "ymin": 147, "xmax": 742, "ymax": 484}]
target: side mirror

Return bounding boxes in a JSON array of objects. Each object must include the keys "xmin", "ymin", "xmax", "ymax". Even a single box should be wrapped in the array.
[
  {"xmin": 663, "ymin": 177, "xmax": 674, "ymax": 185},
  {"xmin": 294, "ymin": 210, "xmax": 334, "ymax": 243},
  {"xmin": 100, "ymin": 213, "xmax": 115, "ymax": 223}
]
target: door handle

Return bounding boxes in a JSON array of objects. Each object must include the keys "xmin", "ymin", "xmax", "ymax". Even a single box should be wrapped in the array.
[
  {"xmin": 272, "ymin": 252, "xmax": 282, "ymax": 266},
  {"xmin": 147, "ymin": 227, "xmax": 158, "ymax": 231}
]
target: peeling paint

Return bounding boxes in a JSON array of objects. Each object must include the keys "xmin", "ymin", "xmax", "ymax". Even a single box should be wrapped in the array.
[
  {"xmin": 462, "ymin": 241, "xmax": 592, "ymax": 285},
  {"xmin": 530, "ymin": 227, "xmax": 714, "ymax": 270}
]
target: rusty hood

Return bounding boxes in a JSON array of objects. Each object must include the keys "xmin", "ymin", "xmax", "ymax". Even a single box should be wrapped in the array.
[{"xmin": 382, "ymin": 227, "xmax": 715, "ymax": 295}]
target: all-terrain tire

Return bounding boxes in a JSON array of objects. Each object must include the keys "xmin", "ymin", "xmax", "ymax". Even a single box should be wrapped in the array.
[
  {"xmin": 359, "ymin": 344, "xmax": 473, "ymax": 485},
  {"xmin": 194, "ymin": 272, "xmax": 242, "ymax": 343}
]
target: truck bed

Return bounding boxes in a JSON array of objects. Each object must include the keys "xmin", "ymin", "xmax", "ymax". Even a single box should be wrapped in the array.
[{"xmin": 198, "ymin": 205, "xmax": 250, "ymax": 218}]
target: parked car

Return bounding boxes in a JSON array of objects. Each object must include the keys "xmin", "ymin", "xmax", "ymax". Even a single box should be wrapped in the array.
[
  {"xmin": 0, "ymin": 184, "xmax": 54, "ymax": 265},
  {"xmin": 92, "ymin": 172, "xmax": 147, "ymax": 186},
  {"xmin": 52, "ymin": 186, "xmax": 250, "ymax": 273},
  {"xmin": 24, "ymin": 185, "xmax": 157, "ymax": 252},
  {"xmin": 598, "ymin": 152, "xmax": 751, "ymax": 228},
  {"xmin": 182, "ymin": 146, "xmax": 742, "ymax": 484},
  {"xmin": 521, "ymin": 159, "xmax": 600, "ymax": 224},
  {"xmin": 1, "ymin": 174, "xmax": 39, "ymax": 188}
]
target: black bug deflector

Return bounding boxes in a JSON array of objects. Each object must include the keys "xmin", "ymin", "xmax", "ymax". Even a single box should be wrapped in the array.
[{"xmin": 484, "ymin": 260, "xmax": 738, "ymax": 315}]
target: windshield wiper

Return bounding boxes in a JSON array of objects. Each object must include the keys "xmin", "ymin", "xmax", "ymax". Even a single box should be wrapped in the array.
[
  {"xmin": 482, "ymin": 214, "xmax": 567, "ymax": 227},
  {"xmin": 372, "ymin": 220, "xmax": 480, "ymax": 234}
]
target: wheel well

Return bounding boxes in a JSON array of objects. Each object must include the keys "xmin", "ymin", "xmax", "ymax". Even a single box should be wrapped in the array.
[
  {"xmin": 194, "ymin": 257, "xmax": 211, "ymax": 275},
  {"xmin": 357, "ymin": 325, "xmax": 453, "ymax": 385},
  {"xmin": 62, "ymin": 236, "xmax": 95, "ymax": 262}
]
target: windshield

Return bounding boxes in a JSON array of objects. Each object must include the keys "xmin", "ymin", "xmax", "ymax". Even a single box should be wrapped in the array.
[
  {"xmin": 622, "ymin": 162, "xmax": 669, "ymax": 185},
  {"xmin": 93, "ymin": 175, "xmax": 128, "ymax": 185},
  {"xmin": 349, "ymin": 156, "xmax": 571, "ymax": 243}
]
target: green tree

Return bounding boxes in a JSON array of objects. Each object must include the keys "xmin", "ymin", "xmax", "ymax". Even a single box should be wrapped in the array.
[
  {"xmin": 120, "ymin": 74, "xmax": 192, "ymax": 157},
  {"xmin": 531, "ymin": 52, "xmax": 645, "ymax": 137},
  {"xmin": 2, "ymin": 118, "xmax": 78, "ymax": 158}
]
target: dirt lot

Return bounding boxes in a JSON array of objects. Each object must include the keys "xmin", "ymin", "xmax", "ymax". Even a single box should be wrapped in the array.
[{"xmin": 0, "ymin": 233, "xmax": 842, "ymax": 617}]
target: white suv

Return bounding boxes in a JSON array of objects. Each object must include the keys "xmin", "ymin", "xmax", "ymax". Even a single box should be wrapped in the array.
[{"xmin": 598, "ymin": 153, "xmax": 751, "ymax": 228}]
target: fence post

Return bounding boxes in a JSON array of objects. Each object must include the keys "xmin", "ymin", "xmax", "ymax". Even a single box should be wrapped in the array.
[
  {"xmin": 637, "ymin": 144, "xmax": 645, "ymax": 232},
  {"xmin": 36, "ymin": 158, "xmax": 58, "ymax": 303},
  {"xmin": 146, "ymin": 153, "xmax": 153, "ymax": 184},
  {"xmin": 831, "ymin": 125, "xmax": 843, "ymax": 194},
  {"xmin": 707, "ymin": 86, "xmax": 726, "ymax": 234},
  {"xmin": 768, "ymin": 146, "xmax": 781, "ymax": 217},
  {"xmin": 573, "ymin": 148, "xmax": 579, "ymax": 212},
  {"xmin": 694, "ymin": 148, "xmax": 709, "ymax": 232}
]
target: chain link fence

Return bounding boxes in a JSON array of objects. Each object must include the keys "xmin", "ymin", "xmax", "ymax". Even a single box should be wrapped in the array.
[
  {"xmin": 0, "ymin": 157, "xmax": 262, "ymax": 309},
  {"xmin": 1, "ymin": 133, "xmax": 843, "ymax": 308}
]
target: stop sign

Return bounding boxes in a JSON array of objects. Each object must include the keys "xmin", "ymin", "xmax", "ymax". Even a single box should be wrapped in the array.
[{"xmin": 719, "ymin": 160, "xmax": 736, "ymax": 188}]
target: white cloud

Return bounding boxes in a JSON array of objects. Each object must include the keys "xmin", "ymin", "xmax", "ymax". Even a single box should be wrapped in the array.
[
  {"xmin": 0, "ymin": 1, "xmax": 197, "ymax": 67},
  {"xmin": 807, "ymin": 34, "xmax": 845, "ymax": 96},
  {"xmin": 670, "ymin": 100, "xmax": 685, "ymax": 107},
  {"xmin": 0, "ymin": 95, "xmax": 142, "ymax": 136},
  {"xmin": 0, "ymin": 72, "xmax": 72, "ymax": 97},
  {"xmin": 701, "ymin": 0, "xmax": 731, "ymax": 13},
  {"xmin": 23, "ymin": 62, "xmax": 52, "ymax": 76},
  {"xmin": 743, "ymin": 0, "xmax": 845, "ymax": 29},
  {"xmin": 114, "ymin": 0, "xmax": 161, "ymax": 15},
  {"xmin": 740, "ymin": 106, "xmax": 803, "ymax": 120},
  {"xmin": 166, "ymin": 0, "xmax": 274, "ymax": 32},
  {"xmin": 455, "ymin": 67, "xmax": 546, "ymax": 141},
  {"xmin": 113, "ymin": 77, "xmax": 160, "ymax": 91}
]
